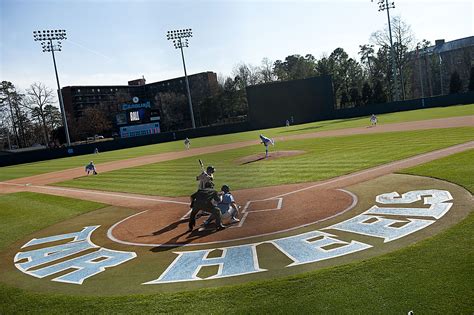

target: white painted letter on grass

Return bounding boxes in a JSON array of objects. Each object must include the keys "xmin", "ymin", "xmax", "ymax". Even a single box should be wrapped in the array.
[
  {"xmin": 144, "ymin": 244, "xmax": 265, "ymax": 284},
  {"xmin": 269, "ymin": 231, "xmax": 371, "ymax": 266}
]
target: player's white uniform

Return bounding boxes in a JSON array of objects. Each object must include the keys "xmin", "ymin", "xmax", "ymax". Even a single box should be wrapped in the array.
[
  {"xmin": 184, "ymin": 138, "xmax": 190, "ymax": 149},
  {"xmin": 370, "ymin": 114, "xmax": 377, "ymax": 126},
  {"xmin": 259, "ymin": 134, "xmax": 274, "ymax": 158},
  {"xmin": 196, "ymin": 172, "xmax": 213, "ymax": 190},
  {"xmin": 217, "ymin": 193, "xmax": 239, "ymax": 223}
]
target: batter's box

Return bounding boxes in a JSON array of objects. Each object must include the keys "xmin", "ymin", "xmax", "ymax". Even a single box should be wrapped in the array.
[{"xmin": 242, "ymin": 198, "xmax": 283, "ymax": 213}]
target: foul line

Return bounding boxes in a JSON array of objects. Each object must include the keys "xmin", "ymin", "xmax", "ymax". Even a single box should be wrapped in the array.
[
  {"xmin": 268, "ymin": 141, "xmax": 474, "ymax": 199},
  {"xmin": 0, "ymin": 182, "xmax": 189, "ymax": 206}
]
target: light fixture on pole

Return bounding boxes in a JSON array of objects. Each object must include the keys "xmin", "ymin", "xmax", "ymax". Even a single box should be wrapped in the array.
[
  {"xmin": 166, "ymin": 28, "xmax": 196, "ymax": 129},
  {"xmin": 33, "ymin": 29, "xmax": 71, "ymax": 146},
  {"xmin": 374, "ymin": 0, "xmax": 399, "ymax": 101}
]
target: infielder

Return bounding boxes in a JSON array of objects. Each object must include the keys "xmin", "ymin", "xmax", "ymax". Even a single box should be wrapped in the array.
[
  {"xmin": 259, "ymin": 134, "xmax": 275, "ymax": 158},
  {"xmin": 85, "ymin": 161, "xmax": 98, "ymax": 175}
]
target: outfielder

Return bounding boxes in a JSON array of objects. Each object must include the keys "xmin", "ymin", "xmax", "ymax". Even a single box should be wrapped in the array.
[
  {"xmin": 184, "ymin": 137, "xmax": 190, "ymax": 150},
  {"xmin": 370, "ymin": 114, "xmax": 378, "ymax": 126},
  {"xmin": 259, "ymin": 134, "xmax": 275, "ymax": 158}
]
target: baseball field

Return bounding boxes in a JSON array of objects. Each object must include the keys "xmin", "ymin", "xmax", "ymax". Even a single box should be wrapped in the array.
[{"xmin": 0, "ymin": 104, "xmax": 473, "ymax": 313}]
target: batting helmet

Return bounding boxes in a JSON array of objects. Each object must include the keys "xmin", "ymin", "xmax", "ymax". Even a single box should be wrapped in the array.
[
  {"xmin": 221, "ymin": 184, "xmax": 230, "ymax": 193},
  {"xmin": 206, "ymin": 166, "xmax": 215, "ymax": 173}
]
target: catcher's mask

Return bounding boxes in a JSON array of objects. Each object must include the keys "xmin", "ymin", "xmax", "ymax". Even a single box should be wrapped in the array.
[
  {"xmin": 221, "ymin": 184, "xmax": 230, "ymax": 193},
  {"xmin": 206, "ymin": 166, "xmax": 215, "ymax": 173}
]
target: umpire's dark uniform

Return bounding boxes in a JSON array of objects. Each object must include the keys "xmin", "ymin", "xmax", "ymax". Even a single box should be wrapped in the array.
[{"xmin": 189, "ymin": 185, "xmax": 224, "ymax": 231}]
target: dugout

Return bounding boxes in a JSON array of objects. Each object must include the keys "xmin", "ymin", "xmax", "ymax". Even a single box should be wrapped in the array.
[{"xmin": 246, "ymin": 75, "xmax": 335, "ymax": 129}]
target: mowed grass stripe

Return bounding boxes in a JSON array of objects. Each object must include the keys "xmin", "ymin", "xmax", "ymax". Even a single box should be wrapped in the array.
[
  {"xmin": 1, "ymin": 104, "xmax": 473, "ymax": 181},
  {"xmin": 1, "ymin": 150, "xmax": 473, "ymax": 313},
  {"xmin": 54, "ymin": 127, "xmax": 474, "ymax": 197},
  {"xmin": 0, "ymin": 192, "xmax": 105, "ymax": 251}
]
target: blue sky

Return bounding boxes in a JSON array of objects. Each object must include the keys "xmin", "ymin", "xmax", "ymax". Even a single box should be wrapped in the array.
[{"xmin": 1, "ymin": 0, "xmax": 472, "ymax": 93}]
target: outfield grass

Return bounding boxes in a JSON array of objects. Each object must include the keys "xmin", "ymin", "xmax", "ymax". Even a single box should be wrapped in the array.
[
  {"xmin": 0, "ymin": 192, "xmax": 105, "ymax": 250},
  {"xmin": 1, "ymin": 104, "xmax": 473, "ymax": 181},
  {"xmin": 0, "ymin": 150, "xmax": 472, "ymax": 313},
  {"xmin": 55, "ymin": 127, "xmax": 474, "ymax": 196}
]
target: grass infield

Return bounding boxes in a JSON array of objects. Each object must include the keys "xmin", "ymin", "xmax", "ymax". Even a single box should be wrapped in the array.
[
  {"xmin": 0, "ymin": 103, "xmax": 473, "ymax": 182},
  {"xmin": 0, "ymin": 150, "xmax": 472, "ymax": 313},
  {"xmin": 55, "ymin": 127, "xmax": 474, "ymax": 196}
]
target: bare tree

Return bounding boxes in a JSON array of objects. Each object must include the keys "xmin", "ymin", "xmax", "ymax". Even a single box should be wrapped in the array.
[
  {"xmin": 0, "ymin": 81, "xmax": 28, "ymax": 147},
  {"xmin": 159, "ymin": 92, "xmax": 188, "ymax": 131},
  {"xmin": 259, "ymin": 57, "xmax": 277, "ymax": 83},
  {"xmin": 370, "ymin": 16, "xmax": 415, "ymax": 99},
  {"xmin": 76, "ymin": 106, "xmax": 112, "ymax": 137},
  {"xmin": 232, "ymin": 63, "xmax": 262, "ymax": 90},
  {"xmin": 25, "ymin": 82, "xmax": 55, "ymax": 144}
]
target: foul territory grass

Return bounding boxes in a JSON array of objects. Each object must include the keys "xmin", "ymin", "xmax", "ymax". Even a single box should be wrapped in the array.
[
  {"xmin": 0, "ymin": 192, "xmax": 105, "ymax": 250},
  {"xmin": 55, "ymin": 127, "xmax": 474, "ymax": 197},
  {"xmin": 0, "ymin": 103, "xmax": 473, "ymax": 181},
  {"xmin": 0, "ymin": 150, "xmax": 472, "ymax": 313}
]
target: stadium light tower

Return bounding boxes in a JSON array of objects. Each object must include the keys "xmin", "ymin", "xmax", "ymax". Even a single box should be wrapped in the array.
[
  {"xmin": 33, "ymin": 29, "xmax": 71, "ymax": 146},
  {"xmin": 166, "ymin": 28, "xmax": 196, "ymax": 129},
  {"xmin": 373, "ymin": 0, "xmax": 399, "ymax": 101}
]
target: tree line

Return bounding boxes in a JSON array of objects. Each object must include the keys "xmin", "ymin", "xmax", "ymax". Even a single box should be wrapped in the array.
[
  {"xmin": 2, "ymin": 16, "xmax": 473, "ymax": 148},
  {"xmin": 0, "ymin": 81, "xmax": 63, "ymax": 149},
  {"xmin": 201, "ymin": 16, "xmax": 474, "ymax": 127}
]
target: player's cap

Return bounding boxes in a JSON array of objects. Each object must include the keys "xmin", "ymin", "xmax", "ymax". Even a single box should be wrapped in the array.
[{"xmin": 206, "ymin": 166, "xmax": 215, "ymax": 173}]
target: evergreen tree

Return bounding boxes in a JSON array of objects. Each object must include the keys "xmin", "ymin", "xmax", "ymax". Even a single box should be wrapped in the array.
[
  {"xmin": 373, "ymin": 80, "xmax": 387, "ymax": 104},
  {"xmin": 361, "ymin": 82, "xmax": 373, "ymax": 105}
]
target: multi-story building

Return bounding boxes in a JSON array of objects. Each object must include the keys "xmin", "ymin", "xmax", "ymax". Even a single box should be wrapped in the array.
[
  {"xmin": 61, "ymin": 71, "xmax": 218, "ymax": 140},
  {"xmin": 409, "ymin": 36, "xmax": 474, "ymax": 99}
]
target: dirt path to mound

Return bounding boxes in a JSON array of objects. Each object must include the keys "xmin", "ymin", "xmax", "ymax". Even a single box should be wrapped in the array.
[{"xmin": 4, "ymin": 115, "xmax": 473, "ymax": 186}]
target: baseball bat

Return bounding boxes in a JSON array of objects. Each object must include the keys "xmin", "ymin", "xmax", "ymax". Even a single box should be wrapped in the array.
[{"xmin": 198, "ymin": 159, "xmax": 204, "ymax": 172}]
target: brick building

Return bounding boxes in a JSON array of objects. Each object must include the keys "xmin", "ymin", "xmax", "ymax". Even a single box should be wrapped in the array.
[
  {"xmin": 409, "ymin": 36, "xmax": 474, "ymax": 99},
  {"xmin": 61, "ymin": 71, "xmax": 218, "ymax": 139}
]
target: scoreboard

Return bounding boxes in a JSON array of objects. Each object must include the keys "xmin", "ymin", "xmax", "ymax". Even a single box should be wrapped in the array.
[{"xmin": 116, "ymin": 98, "xmax": 161, "ymax": 138}]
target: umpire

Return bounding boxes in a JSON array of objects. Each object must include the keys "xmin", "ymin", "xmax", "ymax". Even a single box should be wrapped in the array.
[{"xmin": 188, "ymin": 182, "xmax": 225, "ymax": 232}]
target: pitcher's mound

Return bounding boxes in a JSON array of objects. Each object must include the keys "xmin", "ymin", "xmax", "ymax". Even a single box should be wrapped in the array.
[{"xmin": 237, "ymin": 150, "xmax": 306, "ymax": 164}]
